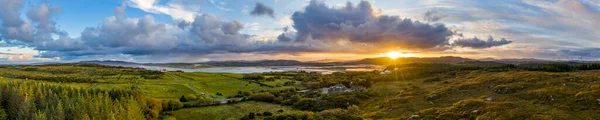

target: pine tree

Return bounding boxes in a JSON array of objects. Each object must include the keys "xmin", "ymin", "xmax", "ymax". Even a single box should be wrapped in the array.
[{"xmin": 179, "ymin": 95, "xmax": 188, "ymax": 102}]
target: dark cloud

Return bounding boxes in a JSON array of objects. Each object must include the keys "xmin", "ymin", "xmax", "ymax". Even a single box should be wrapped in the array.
[
  {"xmin": 280, "ymin": 0, "xmax": 455, "ymax": 50},
  {"xmin": 558, "ymin": 48, "xmax": 600, "ymax": 59},
  {"xmin": 250, "ymin": 2, "xmax": 274, "ymax": 18},
  {"xmin": 529, "ymin": 48, "xmax": 600, "ymax": 61},
  {"xmin": 424, "ymin": 9, "xmax": 445, "ymax": 22},
  {"xmin": 453, "ymin": 36, "xmax": 512, "ymax": 48}
]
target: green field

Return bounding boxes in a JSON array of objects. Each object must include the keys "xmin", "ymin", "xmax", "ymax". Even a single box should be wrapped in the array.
[
  {"xmin": 0, "ymin": 65, "xmax": 302, "ymax": 100},
  {"xmin": 168, "ymin": 101, "xmax": 296, "ymax": 120}
]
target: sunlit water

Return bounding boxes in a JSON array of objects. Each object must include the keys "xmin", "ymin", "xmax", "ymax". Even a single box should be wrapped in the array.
[{"xmin": 134, "ymin": 65, "xmax": 384, "ymax": 74}]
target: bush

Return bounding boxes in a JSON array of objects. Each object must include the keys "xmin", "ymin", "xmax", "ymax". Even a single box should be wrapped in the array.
[
  {"xmin": 249, "ymin": 93, "xmax": 276, "ymax": 102},
  {"xmin": 263, "ymin": 112, "xmax": 273, "ymax": 116},
  {"xmin": 164, "ymin": 99, "xmax": 184, "ymax": 111},
  {"xmin": 196, "ymin": 98, "xmax": 214, "ymax": 106},
  {"xmin": 293, "ymin": 98, "xmax": 318, "ymax": 111},
  {"xmin": 316, "ymin": 108, "xmax": 362, "ymax": 120},
  {"xmin": 243, "ymin": 74, "xmax": 265, "ymax": 80},
  {"xmin": 185, "ymin": 94, "xmax": 198, "ymax": 100},
  {"xmin": 249, "ymin": 112, "xmax": 256, "ymax": 119},
  {"xmin": 269, "ymin": 111, "xmax": 315, "ymax": 120}
]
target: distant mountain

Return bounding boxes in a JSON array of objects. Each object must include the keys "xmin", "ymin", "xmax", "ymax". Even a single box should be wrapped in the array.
[
  {"xmin": 308, "ymin": 59, "xmax": 348, "ymax": 63},
  {"xmin": 78, "ymin": 60, "xmax": 141, "ymax": 67},
  {"xmin": 203, "ymin": 60, "xmax": 305, "ymax": 66},
  {"xmin": 71, "ymin": 56, "xmax": 576, "ymax": 68},
  {"xmin": 29, "ymin": 62, "xmax": 64, "ymax": 65},
  {"xmin": 478, "ymin": 58, "xmax": 553, "ymax": 64},
  {"xmin": 349, "ymin": 56, "xmax": 475, "ymax": 65}
]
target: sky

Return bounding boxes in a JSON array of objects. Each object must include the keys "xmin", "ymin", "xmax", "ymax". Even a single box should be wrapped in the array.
[{"xmin": 0, "ymin": 0, "xmax": 599, "ymax": 63}]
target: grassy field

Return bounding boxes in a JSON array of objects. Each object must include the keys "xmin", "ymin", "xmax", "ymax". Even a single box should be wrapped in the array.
[
  {"xmin": 359, "ymin": 70, "xmax": 600, "ymax": 119},
  {"xmin": 177, "ymin": 72, "xmax": 264, "ymax": 98},
  {"xmin": 0, "ymin": 65, "xmax": 303, "ymax": 100},
  {"xmin": 167, "ymin": 101, "xmax": 296, "ymax": 120}
]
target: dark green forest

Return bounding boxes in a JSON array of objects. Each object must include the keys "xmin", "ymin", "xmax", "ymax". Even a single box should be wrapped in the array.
[{"xmin": 0, "ymin": 82, "xmax": 162, "ymax": 120}]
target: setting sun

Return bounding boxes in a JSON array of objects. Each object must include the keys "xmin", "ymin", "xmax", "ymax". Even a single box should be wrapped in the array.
[
  {"xmin": 383, "ymin": 51, "xmax": 416, "ymax": 59},
  {"xmin": 385, "ymin": 51, "xmax": 402, "ymax": 59}
]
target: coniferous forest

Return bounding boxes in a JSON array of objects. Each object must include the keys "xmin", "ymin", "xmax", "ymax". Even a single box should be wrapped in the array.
[{"xmin": 0, "ymin": 82, "xmax": 161, "ymax": 120}]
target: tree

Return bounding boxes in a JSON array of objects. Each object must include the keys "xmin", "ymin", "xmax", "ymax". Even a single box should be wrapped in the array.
[
  {"xmin": 248, "ymin": 112, "xmax": 256, "ymax": 119},
  {"xmin": 179, "ymin": 95, "xmax": 188, "ymax": 102}
]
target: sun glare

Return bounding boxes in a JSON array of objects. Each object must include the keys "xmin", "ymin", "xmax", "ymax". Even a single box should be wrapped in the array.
[
  {"xmin": 385, "ymin": 51, "xmax": 402, "ymax": 59},
  {"xmin": 383, "ymin": 51, "xmax": 417, "ymax": 59}
]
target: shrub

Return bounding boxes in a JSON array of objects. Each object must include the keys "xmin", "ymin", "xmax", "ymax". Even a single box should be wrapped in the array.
[
  {"xmin": 249, "ymin": 93, "xmax": 276, "ymax": 102},
  {"xmin": 243, "ymin": 74, "xmax": 265, "ymax": 80},
  {"xmin": 249, "ymin": 112, "xmax": 256, "ymax": 119},
  {"xmin": 293, "ymin": 98, "xmax": 318, "ymax": 111},
  {"xmin": 263, "ymin": 112, "xmax": 273, "ymax": 116},
  {"xmin": 185, "ymin": 94, "xmax": 198, "ymax": 100}
]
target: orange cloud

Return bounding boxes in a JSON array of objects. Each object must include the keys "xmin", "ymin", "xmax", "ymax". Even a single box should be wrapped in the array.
[{"xmin": 7, "ymin": 54, "xmax": 33, "ymax": 61}]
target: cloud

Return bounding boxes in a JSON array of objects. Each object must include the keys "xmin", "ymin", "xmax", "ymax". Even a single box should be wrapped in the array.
[
  {"xmin": 208, "ymin": 0, "xmax": 233, "ymax": 11},
  {"xmin": 0, "ymin": 52, "xmax": 15, "ymax": 55},
  {"xmin": 250, "ymin": 2, "xmax": 275, "ymax": 18},
  {"xmin": 557, "ymin": 48, "xmax": 600, "ymax": 59},
  {"xmin": 424, "ymin": 9, "xmax": 445, "ymax": 22},
  {"xmin": 114, "ymin": 3, "xmax": 126, "ymax": 21},
  {"xmin": 7, "ymin": 53, "xmax": 33, "ymax": 61},
  {"xmin": 0, "ymin": 0, "xmax": 30, "ymax": 42},
  {"xmin": 0, "ymin": 1, "xmax": 64, "ymax": 45},
  {"xmin": 33, "ymin": 6, "xmax": 321, "ymax": 60},
  {"xmin": 279, "ymin": 0, "xmax": 456, "ymax": 50},
  {"xmin": 126, "ymin": 0, "xmax": 200, "ymax": 21},
  {"xmin": 453, "ymin": 36, "xmax": 512, "ymax": 48},
  {"xmin": 278, "ymin": 16, "xmax": 292, "ymax": 26},
  {"xmin": 2, "ymin": 0, "xmax": 569, "ymax": 62}
]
